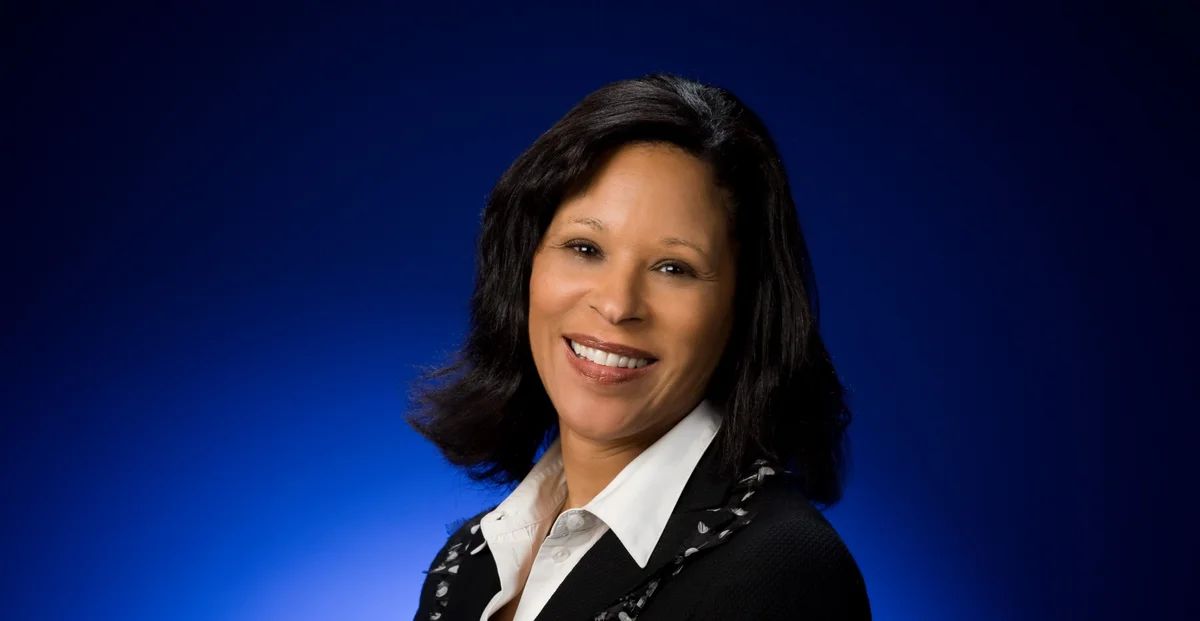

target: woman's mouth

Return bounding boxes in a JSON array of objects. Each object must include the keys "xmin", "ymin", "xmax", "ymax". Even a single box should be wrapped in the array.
[
  {"xmin": 568, "ymin": 339, "xmax": 652, "ymax": 368},
  {"xmin": 562, "ymin": 336, "xmax": 657, "ymax": 385}
]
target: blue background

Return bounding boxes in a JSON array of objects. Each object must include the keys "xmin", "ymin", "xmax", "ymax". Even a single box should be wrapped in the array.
[{"xmin": 4, "ymin": 2, "xmax": 1196, "ymax": 620}]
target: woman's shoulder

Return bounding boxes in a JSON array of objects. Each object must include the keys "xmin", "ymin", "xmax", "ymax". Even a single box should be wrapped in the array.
[
  {"xmin": 412, "ymin": 506, "xmax": 499, "ymax": 621},
  {"xmin": 687, "ymin": 474, "xmax": 871, "ymax": 619},
  {"xmin": 417, "ymin": 505, "xmax": 497, "ymax": 576},
  {"xmin": 740, "ymin": 475, "xmax": 854, "ymax": 558},
  {"xmin": 445, "ymin": 506, "xmax": 496, "ymax": 538}
]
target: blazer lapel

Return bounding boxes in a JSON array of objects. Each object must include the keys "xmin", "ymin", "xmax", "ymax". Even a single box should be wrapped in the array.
[
  {"xmin": 422, "ymin": 517, "xmax": 502, "ymax": 621},
  {"xmin": 443, "ymin": 550, "xmax": 501, "ymax": 621},
  {"xmin": 533, "ymin": 440, "xmax": 735, "ymax": 621}
]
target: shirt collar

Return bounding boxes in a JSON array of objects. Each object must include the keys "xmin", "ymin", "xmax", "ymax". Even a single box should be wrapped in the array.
[
  {"xmin": 586, "ymin": 400, "xmax": 721, "ymax": 568},
  {"xmin": 488, "ymin": 441, "xmax": 568, "ymax": 533},
  {"xmin": 486, "ymin": 400, "xmax": 722, "ymax": 568}
]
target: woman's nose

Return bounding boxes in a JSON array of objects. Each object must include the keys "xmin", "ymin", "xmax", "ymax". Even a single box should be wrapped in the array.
[{"xmin": 587, "ymin": 263, "xmax": 646, "ymax": 325}]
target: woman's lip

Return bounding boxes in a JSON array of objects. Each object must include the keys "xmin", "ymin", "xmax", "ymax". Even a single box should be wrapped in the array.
[
  {"xmin": 562, "ymin": 338, "xmax": 656, "ymax": 385},
  {"xmin": 562, "ymin": 333, "xmax": 657, "ymax": 360}
]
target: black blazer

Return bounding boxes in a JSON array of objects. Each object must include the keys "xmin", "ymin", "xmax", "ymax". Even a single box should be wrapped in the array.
[{"xmin": 413, "ymin": 440, "xmax": 871, "ymax": 621}]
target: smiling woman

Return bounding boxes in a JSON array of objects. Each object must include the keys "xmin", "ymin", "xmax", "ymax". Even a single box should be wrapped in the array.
[
  {"xmin": 408, "ymin": 73, "xmax": 869, "ymax": 621},
  {"xmin": 530, "ymin": 144, "xmax": 737, "ymax": 464}
]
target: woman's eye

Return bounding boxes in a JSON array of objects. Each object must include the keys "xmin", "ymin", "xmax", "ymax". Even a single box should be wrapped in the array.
[
  {"xmin": 566, "ymin": 241, "xmax": 599, "ymax": 257},
  {"xmin": 656, "ymin": 262, "xmax": 694, "ymax": 277}
]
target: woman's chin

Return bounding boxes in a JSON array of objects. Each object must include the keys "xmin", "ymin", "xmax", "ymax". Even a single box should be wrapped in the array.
[{"xmin": 555, "ymin": 399, "xmax": 646, "ymax": 443}]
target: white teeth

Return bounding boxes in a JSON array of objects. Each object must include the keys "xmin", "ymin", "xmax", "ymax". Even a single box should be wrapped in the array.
[{"xmin": 569, "ymin": 340, "xmax": 650, "ymax": 369}]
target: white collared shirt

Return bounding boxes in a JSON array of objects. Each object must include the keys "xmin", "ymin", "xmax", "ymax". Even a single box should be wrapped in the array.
[{"xmin": 477, "ymin": 400, "xmax": 722, "ymax": 621}]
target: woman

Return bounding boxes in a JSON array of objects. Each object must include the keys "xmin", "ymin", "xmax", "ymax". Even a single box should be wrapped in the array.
[{"xmin": 409, "ymin": 73, "xmax": 869, "ymax": 621}]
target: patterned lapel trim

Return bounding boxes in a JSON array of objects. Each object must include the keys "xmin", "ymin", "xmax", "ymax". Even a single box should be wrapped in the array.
[
  {"xmin": 421, "ymin": 459, "xmax": 782, "ymax": 621},
  {"xmin": 422, "ymin": 517, "xmax": 491, "ymax": 620},
  {"xmin": 589, "ymin": 459, "xmax": 780, "ymax": 621}
]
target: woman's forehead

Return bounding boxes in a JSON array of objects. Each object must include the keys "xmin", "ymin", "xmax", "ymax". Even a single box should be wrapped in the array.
[{"xmin": 554, "ymin": 145, "xmax": 728, "ymax": 233}]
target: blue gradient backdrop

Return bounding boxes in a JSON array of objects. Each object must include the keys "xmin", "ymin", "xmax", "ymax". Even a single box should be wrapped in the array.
[{"xmin": 4, "ymin": 2, "xmax": 1196, "ymax": 620}]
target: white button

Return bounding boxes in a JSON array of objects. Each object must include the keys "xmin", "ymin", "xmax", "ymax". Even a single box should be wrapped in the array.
[
  {"xmin": 566, "ymin": 513, "xmax": 586, "ymax": 530},
  {"xmin": 553, "ymin": 548, "xmax": 570, "ymax": 562}
]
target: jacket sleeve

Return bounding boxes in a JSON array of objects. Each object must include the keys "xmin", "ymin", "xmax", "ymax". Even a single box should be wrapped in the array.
[{"xmin": 690, "ymin": 514, "xmax": 871, "ymax": 621}]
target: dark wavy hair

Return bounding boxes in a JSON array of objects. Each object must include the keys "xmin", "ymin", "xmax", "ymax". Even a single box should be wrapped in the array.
[{"xmin": 408, "ymin": 73, "xmax": 852, "ymax": 507}]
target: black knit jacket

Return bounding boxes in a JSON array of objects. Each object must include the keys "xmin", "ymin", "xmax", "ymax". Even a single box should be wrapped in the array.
[{"xmin": 412, "ymin": 440, "xmax": 871, "ymax": 621}]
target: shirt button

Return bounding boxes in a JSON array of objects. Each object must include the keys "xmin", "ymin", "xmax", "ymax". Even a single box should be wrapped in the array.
[
  {"xmin": 566, "ymin": 513, "xmax": 586, "ymax": 530},
  {"xmin": 553, "ymin": 548, "xmax": 570, "ymax": 562}
]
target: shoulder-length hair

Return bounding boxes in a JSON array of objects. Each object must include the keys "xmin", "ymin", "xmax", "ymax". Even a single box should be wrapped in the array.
[{"xmin": 409, "ymin": 73, "xmax": 852, "ymax": 507}]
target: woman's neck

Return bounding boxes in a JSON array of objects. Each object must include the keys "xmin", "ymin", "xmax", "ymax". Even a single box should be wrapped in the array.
[{"xmin": 557, "ymin": 417, "xmax": 677, "ymax": 511}]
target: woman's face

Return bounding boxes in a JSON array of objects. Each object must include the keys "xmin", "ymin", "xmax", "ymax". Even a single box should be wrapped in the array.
[{"xmin": 529, "ymin": 143, "xmax": 737, "ymax": 447}]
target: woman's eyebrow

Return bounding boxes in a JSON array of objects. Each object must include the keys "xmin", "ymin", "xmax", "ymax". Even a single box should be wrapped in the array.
[
  {"xmin": 567, "ymin": 216, "xmax": 605, "ymax": 231},
  {"xmin": 660, "ymin": 236, "xmax": 709, "ymax": 260}
]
